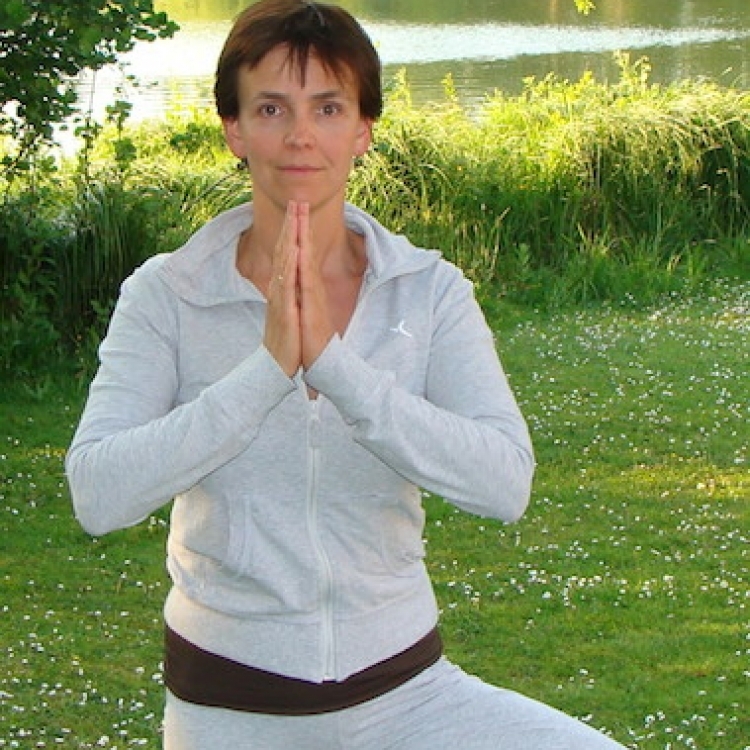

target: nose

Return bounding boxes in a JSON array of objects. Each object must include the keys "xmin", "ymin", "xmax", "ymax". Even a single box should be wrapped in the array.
[{"xmin": 284, "ymin": 114, "xmax": 315, "ymax": 148}]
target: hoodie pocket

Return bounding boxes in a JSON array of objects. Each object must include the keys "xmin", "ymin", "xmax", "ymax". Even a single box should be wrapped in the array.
[{"xmin": 325, "ymin": 490, "xmax": 426, "ymax": 579}]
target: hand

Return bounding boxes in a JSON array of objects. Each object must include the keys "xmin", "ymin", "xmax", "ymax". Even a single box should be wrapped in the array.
[
  {"xmin": 263, "ymin": 201, "xmax": 335, "ymax": 377},
  {"xmin": 297, "ymin": 202, "xmax": 335, "ymax": 370},
  {"xmin": 263, "ymin": 202, "xmax": 302, "ymax": 377}
]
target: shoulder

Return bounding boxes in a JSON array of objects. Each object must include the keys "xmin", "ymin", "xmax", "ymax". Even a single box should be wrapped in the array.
[{"xmin": 119, "ymin": 253, "xmax": 171, "ymax": 299}]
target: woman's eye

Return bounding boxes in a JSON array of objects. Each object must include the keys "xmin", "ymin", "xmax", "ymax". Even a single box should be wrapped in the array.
[
  {"xmin": 260, "ymin": 103, "xmax": 282, "ymax": 117},
  {"xmin": 320, "ymin": 103, "xmax": 341, "ymax": 116}
]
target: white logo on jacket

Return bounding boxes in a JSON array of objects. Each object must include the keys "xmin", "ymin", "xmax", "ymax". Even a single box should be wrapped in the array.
[{"xmin": 389, "ymin": 320, "xmax": 413, "ymax": 338}]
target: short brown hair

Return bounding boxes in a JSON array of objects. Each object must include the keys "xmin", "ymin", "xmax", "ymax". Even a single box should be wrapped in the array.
[{"xmin": 215, "ymin": 0, "xmax": 383, "ymax": 121}]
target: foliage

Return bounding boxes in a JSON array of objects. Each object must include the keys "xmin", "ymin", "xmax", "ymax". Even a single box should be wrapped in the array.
[
  {"xmin": 2, "ymin": 59, "xmax": 750, "ymax": 380},
  {"xmin": 574, "ymin": 0, "xmax": 596, "ymax": 14},
  {"xmin": 350, "ymin": 57, "xmax": 750, "ymax": 305},
  {"xmin": 0, "ymin": 99, "xmax": 250, "ymax": 380},
  {"xmin": 1, "ymin": 282, "xmax": 747, "ymax": 747},
  {"xmin": 0, "ymin": 0, "xmax": 177, "ymax": 178},
  {"xmin": 0, "ymin": 189, "xmax": 65, "ymax": 377}
]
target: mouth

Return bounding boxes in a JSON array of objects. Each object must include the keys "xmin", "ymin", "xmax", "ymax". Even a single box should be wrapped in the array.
[{"xmin": 279, "ymin": 165, "xmax": 322, "ymax": 174}]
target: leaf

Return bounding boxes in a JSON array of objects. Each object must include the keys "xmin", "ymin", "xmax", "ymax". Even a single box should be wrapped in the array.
[
  {"xmin": 574, "ymin": 0, "xmax": 596, "ymax": 14},
  {"xmin": 0, "ymin": 0, "xmax": 178, "ymax": 173},
  {"xmin": 0, "ymin": 0, "xmax": 31, "ymax": 25},
  {"xmin": 78, "ymin": 26, "xmax": 102, "ymax": 56}
]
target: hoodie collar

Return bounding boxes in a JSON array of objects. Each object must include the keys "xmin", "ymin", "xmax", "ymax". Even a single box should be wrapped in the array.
[{"xmin": 159, "ymin": 202, "xmax": 441, "ymax": 307}]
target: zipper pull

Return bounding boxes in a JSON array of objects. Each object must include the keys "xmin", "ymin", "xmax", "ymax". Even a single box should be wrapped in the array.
[{"xmin": 309, "ymin": 400, "xmax": 322, "ymax": 449}]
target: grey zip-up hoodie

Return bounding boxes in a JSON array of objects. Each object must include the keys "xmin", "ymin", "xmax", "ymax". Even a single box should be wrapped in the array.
[{"xmin": 66, "ymin": 202, "xmax": 534, "ymax": 683}]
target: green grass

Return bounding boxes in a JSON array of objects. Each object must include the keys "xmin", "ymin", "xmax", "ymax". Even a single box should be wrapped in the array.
[{"xmin": 2, "ymin": 281, "xmax": 747, "ymax": 748}]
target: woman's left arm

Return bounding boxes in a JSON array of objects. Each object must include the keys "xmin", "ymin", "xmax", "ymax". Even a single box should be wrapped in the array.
[{"xmin": 304, "ymin": 269, "xmax": 534, "ymax": 523}]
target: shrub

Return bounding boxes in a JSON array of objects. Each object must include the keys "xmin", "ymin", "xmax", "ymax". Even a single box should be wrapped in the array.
[
  {"xmin": 2, "ymin": 60, "xmax": 750, "ymax": 381},
  {"xmin": 0, "ymin": 192, "xmax": 64, "ymax": 376}
]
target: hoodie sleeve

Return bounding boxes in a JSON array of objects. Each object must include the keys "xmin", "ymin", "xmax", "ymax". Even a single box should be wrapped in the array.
[
  {"xmin": 65, "ymin": 260, "xmax": 295, "ymax": 537},
  {"xmin": 304, "ymin": 264, "xmax": 535, "ymax": 524}
]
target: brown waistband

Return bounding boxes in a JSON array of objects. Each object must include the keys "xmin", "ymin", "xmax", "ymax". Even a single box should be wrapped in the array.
[{"xmin": 164, "ymin": 624, "xmax": 443, "ymax": 716}]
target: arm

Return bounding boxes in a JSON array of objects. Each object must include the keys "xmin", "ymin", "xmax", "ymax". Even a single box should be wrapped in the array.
[
  {"xmin": 304, "ymin": 269, "xmax": 534, "ymax": 523},
  {"xmin": 65, "ymin": 261, "xmax": 295, "ymax": 537}
]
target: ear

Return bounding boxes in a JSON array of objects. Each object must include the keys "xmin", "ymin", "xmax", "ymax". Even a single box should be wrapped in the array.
[
  {"xmin": 222, "ymin": 117, "xmax": 246, "ymax": 160},
  {"xmin": 354, "ymin": 118, "xmax": 373, "ymax": 158}
]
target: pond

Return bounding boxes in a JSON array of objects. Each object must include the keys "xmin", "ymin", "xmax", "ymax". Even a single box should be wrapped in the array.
[{"xmin": 77, "ymin": 0, "xmax": 750, "ymax": 124}]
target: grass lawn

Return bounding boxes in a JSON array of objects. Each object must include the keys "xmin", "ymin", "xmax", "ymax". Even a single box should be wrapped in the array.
[{"xmin": 1, "ymin": 281, "xmax": 747, "ymax": 749}]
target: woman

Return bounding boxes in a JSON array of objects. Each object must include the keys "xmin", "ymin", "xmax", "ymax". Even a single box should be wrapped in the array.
[{"xmin": 67, "ymin": 1, "xmax": 628, "ymax": 747}]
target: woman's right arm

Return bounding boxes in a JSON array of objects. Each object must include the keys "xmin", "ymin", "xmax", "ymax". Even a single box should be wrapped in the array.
[{"xmin": 65, "ymin": 259, "xmax": 295, "ymax": 537}]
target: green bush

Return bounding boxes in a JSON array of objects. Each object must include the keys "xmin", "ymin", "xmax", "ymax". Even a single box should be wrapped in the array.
[
  {"xmin": 350, "ymin": 59, "xmax": 750, "ymax": 305},
  {"xmin": 0, "ymin": 191, "xmax": 64, "ymax": 376},
  {"xmin": 2, "ymin": 59, "xmax": 750, "ymax": 380}
]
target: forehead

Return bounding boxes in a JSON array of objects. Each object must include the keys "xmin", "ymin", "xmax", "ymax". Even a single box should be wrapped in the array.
[{"xmin": 243, "ymin": 44, "xmax": 358, "ymax": 96}]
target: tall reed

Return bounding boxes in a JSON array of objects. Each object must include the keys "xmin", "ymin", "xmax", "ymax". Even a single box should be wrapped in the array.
[
  {"xmin": 351, "ymin": 56, "xmax": 750, "ymax": 303},
  {"xmin": 2, "ymin": 57, "xmax": 749, "ymax": 379}
]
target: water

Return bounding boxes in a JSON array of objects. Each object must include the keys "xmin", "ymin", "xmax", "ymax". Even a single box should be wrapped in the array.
[{"xmin": 76, "ymin": 0, "xmax": 750, "ymax": 124}]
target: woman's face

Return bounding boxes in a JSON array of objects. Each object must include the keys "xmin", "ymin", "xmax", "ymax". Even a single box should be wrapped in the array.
[{"xmin": 223, "ymin": 45, "xmax": 373, "ymax": 215}]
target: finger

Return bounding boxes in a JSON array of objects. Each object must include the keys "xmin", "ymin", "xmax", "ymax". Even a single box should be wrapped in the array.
[
  {"xmin": 296, "ymin": 202, "xmax": 317, "ymax": 291},
  {"xmin": 297, "ymin": 201, "xmax": 310, "ymax": 255},
  {"xmin": 298, "ymin": 203, "xmax": 335, "ymax": 370},
  {"xmin": 271, "ymin": 201, "xmax": 299, "ymax": 292},
  {"xmin": 264, "ymin": 202, "xmax": 302, "ymax": 376}
]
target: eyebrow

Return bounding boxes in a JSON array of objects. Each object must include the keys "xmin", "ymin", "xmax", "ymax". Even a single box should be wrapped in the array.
[{"xmin": 251, "ymin": 89, "xmax": 351, "ymax": 105}]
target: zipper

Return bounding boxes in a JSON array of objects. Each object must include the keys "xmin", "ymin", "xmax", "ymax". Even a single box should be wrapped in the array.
[
  {"xmin": 302, "ymin": 267, "xmax": 378, "ymax": 678},
  {"xmin": 305, "ymin": 273, "xmax": 375, "ymax": 676},
  {"xmin": 306, "ymin": 397, "xmax": 336, "ymax": 680}
]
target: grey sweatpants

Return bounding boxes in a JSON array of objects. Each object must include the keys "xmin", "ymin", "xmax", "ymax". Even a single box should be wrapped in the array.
[{"xmin": 163, "ymin": 657, "xmax": 628, "ymax": 749}]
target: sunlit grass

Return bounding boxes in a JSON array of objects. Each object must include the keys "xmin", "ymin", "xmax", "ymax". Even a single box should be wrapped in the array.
[{"xmin": 2, "ymin": 281, "xmax": 748, "ymax": 748}]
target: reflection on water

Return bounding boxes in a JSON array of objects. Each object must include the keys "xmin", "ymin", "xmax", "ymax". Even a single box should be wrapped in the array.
[
  {"xmin": 368, "ymin": 22, "xmax": 744, "ymax": 65},
  {"xmin": 74, "ymin": 1, "xmax": 750, "ymax": 127}
]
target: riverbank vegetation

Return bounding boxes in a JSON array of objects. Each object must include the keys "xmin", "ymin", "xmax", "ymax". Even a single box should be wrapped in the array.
[{"xmin": 2, "ymin": 56, "xmax": 749, "ymax": 380}]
